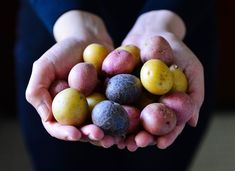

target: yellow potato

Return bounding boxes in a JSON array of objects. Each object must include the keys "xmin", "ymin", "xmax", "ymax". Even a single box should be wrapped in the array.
[
  {"xmin": 83, "ymin": 43, "xmax": 109, "ymax": 72},
  {"xmin": 170, "ymin": 64, "xmax": 188, "ymax": 92},
  {"xmin": 52, "ymin": 88, "xmax": 89, "ymax": 126},
  {"xmin": 140, "ymin": 59, "xmax": 173, "ymax": 95},
  {"xmin": 86, "ymin": 92, "xmax": 106, "ymax": 111}
]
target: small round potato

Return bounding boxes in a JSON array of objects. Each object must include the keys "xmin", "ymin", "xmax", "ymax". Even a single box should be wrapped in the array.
[
  {"xmin": 102, "ymin": 49, "xmax": 136, "ymax": 75},
  {"xmin": 83, "ymin": 43, "xmax": 109, "ymax": 73},
  {"xmin": 140, "ymin": 103, "xmax": 177, "ymax": 136},
  {"xmin": 52, "ymin": 88, "xmax": 89, "ymax": 126},
  {"xmin": 141, "ymin": 36, "xmax": 174, "ymax": 65},
  {"xmin": 68, "ymin": 62, "xmax": 98, "ymax": 96},
  {"xmin": 140, "ymin": 59, "xmax": 173, "ymax": 95}
]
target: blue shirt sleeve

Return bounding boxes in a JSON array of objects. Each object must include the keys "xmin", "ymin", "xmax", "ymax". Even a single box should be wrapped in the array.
[{"xmin": 28, "ymin": 0, "xmax": 101, "ymax": 34}]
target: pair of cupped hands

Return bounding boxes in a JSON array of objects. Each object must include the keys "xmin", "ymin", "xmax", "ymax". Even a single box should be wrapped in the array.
[{"xmin": 26, "ymin": 10, "xmax": 204, "ymax": 151}]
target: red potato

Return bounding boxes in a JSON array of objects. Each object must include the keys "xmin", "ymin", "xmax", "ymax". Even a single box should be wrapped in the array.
[
  {"xmin": 102, "ymin": 49, "xmax": 136, "ymax": 75},
  {"xmin": 122, "ymin": 105, "xmax": 141, "ymax": 134},
  {"xmin": 49, "ymin": 80, "xmax": 69, "ymax": 98},
  {"xmin": 140, "ymin": 103, "xmax": 177, "ymax": 136},
  {"xmin": 160, "ymin": 92, "xmax": 195, "ymax": 125},
  {"xmin": 68, "ymin": 62, "xmax": 98, "ymax": 96},
  {"xmin": 141, "ymin": 36, "xmax": 174, "ymax": 65}
]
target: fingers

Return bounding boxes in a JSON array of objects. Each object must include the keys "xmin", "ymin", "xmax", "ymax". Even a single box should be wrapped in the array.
[
  {"xmin": 116, "ymin": 136, "xmax": 126, "ymax": 149},
  {"xmin": 135, "ymin": 131, "xmax": 155, "ymax": 147},
  {"xmin": 42, "ymin": 120, "xmax": 81, "ymax": 141},
  {"xmin": 125, "ymin": 135, "xmax": 138, "ymax": 152},
  {"xmin": 156, "ymin": 124, "xmax": 185, "ymax": 149},
  {"xmin": 80, "ymin": 124, "xmax": 104, "ymax": 141}
]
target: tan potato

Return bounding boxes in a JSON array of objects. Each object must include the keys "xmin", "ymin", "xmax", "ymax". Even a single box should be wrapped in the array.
[
  {"xmin": 141, "ymin": 36, "xmax": 173, "ymax": 65},
  {"xmin": 160, "ymin": 92, "xmax": 195, "ymax": 125},
  {"xmin": 102, "ymin": 49, "xmax": 136, "ymax": 75},
  {"xmin": 68, "ymin": 62, "xmax": 97, "ymax": 96},
  {"xmin": 140, "ymin": 103, "xmax": 177, "ymax": 136},
  {"xmin": 52, "ymin": 88, "xmax": 89, "ymax": 126}
]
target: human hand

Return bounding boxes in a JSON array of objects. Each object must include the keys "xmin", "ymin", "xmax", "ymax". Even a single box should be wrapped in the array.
[
  {"xmin": 25, "ymin": 10, "xmax": 115, "ymax": 147},
  {"xmin": 120, "ymin": 10, "xmax": 204, "ymax": 151}
]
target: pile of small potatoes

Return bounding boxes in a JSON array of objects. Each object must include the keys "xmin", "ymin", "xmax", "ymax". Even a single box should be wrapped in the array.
[{"xmin": 51, "ymin": 36, "xmax": 194, "ymax": 139}]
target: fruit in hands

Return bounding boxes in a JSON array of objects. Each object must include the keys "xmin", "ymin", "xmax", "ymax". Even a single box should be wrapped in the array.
[
  {"xmin": 140, "ymin": 59, "xmax": 173, "ymax": 95},
  {"xmin": 140, "ymin": 103, "xmax": 177, "ymax": 135},
  {"xmin": 102, "ymin": 49, "xmax": 136, "ymax": 75},
  {"xmin": 122, "ymin": 105, "xmax": 141, "ymax": 134},
  {"xmin": 49, "ymin": 80, "xmax": 69, "ymax": 98},
  {"xmin": 83, "ymin": 43, "xmax": 109, "ymax": 72},
  {"xmin": 105, "ymin": 74, "xmax": 142, "ymax": 104},
  {"xmin": 117, "ymin": 44, "xmax": 141, "ymax": 65},
  {"xmin": 169, "ymin": 64, "xmax": 188, "ymax": 92},
  {"xmin": 52, "ymin": 88, "xmax": 89, "ymax": 126},
  {"xmin": 91, "ymin": 100, "xmax": 129, "ymax": 136},
  {"xmin": 86, "ymin": 92, "xmax": 106, "ymax": 111},
  {"xmin": 141, "ymin": 35, "xmax": 173, "ymax": 65},
  {"xmin": 68, "ymin": 62, "xmax": 98, "ymax": 96},
  {"xmin": 160, "ymin": 92, "xmax": 195, "ymax": 125}
]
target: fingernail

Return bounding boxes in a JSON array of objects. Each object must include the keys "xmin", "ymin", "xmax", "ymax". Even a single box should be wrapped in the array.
[{"xmin": 37, "ymin": 104, "xmax": 49, "ymax": 121}]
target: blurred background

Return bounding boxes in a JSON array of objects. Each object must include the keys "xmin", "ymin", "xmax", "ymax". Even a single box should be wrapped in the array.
[{"xmin": 0, "ymin": 0, "xmax": 234, "ymax": 171}]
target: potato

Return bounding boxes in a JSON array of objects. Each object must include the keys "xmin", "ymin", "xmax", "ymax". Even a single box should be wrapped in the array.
[
  {"xmin": 141, "ymin": 36, "xmax": 173, "ymax": 65},
  {"xmin": 140, "ymin": 103, "xmax": 177, "ymax": 136},
  {"xmin": 68, "ymin": 62, "xmax": 98, "ymax": 96},
  {"xmin": 160, "ymin": 92, "xmax": 195, "ymax": 125},
  {"xmin": 140, "ymin": 59, "xmax": 173, "ymax": 95},
  {"xmin": 102, "ymin": 49, "xmax": 136, "ymax": 75},
  {"xmin": 49, "ymin": 80, "xmax": 69, "ymax": 98},
  {"xmin": 116, "ymin": 44, "xmax": 141, "ymax": 65},
  {"xmin": 83, "ymin": 43, "xmax": 109, "ymax": 73},
  {"xmin": 92, "ymin": 100, "xmax": 129, "ymax": 136},
  {"xmin": 105, "ymin": 74, "xmax": 142, "ymax": 104},
  {"xmin": 86, "ymin": 92, "xmax": 106, "ymax": 111},
  {"xmin": 52, "ymin": 88, "xmax": 89, "ymax": 126},
  {"xmin": 122, "ymin": 105, "xmax": 141, "ymax": 134},
  {"xmin": 169, "ymin": 64, "xmax": 188, "ymax": 92}
]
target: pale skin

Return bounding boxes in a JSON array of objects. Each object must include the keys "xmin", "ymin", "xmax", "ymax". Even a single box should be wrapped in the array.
[{"xmin": 25, "ymin": 10, "xmax": 204, "ymax": 151}]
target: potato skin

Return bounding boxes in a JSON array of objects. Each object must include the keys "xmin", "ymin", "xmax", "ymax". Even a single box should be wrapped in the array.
[
  {"xmin": 52, "ymin": 88, "xmax": 89, "ymax": 126},
  {"xmin": 68, "ymin": 62, "xmax": 98, "ymax": 96},
  {"xmin": 91, "ymin": 100, "xmax": 129, "ymax": 136},
  {"xmin": 116, "ymin": 45, "xmax": 141, "ymax": 66},
  {"xmin": 141, "ymin": 36, "xmax": 173, "ymax": 65},
  {"xmin": 102, "ymin": 49, "xmax": 136, "ymax": 75},
  {"xmin": 160, "ymin": 92, "xmax": 195, "ymax": 125},
  {"xmin": 49, "ymin": 80, "xmax": 69, "ymax": 98},
  {"xmin": 140, "ymin": 59, "xmax": 173, "ymax": 95},
  {"xmin": 106, "ymin": 74, "xmax": 142, "ymax": 104},
  {"xmin": 140, "ymin": 103, "xmax": 177, "ymax": 136},
  {"xmin": 169, "ymin": 65, "xmax": 188, "ymax": 92},
  {"xmin": 122, "ymin": 105, "xmax": 141, "ymax": 134},
  {"xmin": 83, "ymin": 43, "xmax": 109, "ymax": 73}
]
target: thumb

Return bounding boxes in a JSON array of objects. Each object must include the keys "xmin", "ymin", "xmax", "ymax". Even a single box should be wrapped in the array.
[{"xmin": 25, "ymin": 58, "xmax": 55, "ymax": 121}]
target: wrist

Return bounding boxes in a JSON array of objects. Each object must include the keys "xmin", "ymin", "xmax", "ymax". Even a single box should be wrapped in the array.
[
  {"xmin": 133, "ymin": 10, "xmax": 186, "ymax": 40},
  {"xmin": 53, "ymin": 10, "xmax": 109, "ymax": 42}
]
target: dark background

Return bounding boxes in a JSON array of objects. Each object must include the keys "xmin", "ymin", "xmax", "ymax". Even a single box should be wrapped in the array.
[{"xmin": 1, "ymin": 0, "xmax": 234, "ymax": 118}]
